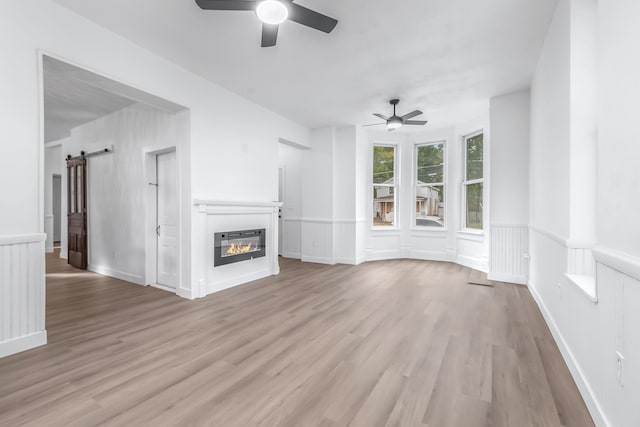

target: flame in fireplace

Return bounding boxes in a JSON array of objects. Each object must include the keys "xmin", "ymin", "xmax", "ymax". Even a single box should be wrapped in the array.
[{"xmin": 226, "ymin": 242, "xmax": 256, "ymax": 255}]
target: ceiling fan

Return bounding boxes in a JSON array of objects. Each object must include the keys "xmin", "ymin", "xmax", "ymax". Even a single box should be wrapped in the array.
[
  {"xmin": 365, "ymin": 99, "xmax": 428, "ymax": 131},
  {"xmin": 195, "ymin": 0, "xmax": 338, "ymax": 47}
]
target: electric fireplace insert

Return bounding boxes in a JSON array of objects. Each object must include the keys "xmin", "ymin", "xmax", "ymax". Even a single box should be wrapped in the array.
[{"xmin": 214, "ymin": 228, "xmax": 266, "ymax": 267}]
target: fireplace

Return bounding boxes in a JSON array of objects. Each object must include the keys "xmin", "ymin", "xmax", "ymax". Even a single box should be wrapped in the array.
[{"xmin": 214, "ymin": 228, "xmax": 266, "ymax": 267}]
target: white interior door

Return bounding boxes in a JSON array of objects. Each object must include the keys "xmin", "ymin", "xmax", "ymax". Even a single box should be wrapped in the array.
[{"xmin": 156, "ymin": 151, "xmax": 178, "ymax": 289}]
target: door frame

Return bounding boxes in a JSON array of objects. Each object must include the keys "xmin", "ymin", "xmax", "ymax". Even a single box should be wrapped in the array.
[{"xmin": 143, "ymin": 145, "xmax": 181, "ymax": 294}]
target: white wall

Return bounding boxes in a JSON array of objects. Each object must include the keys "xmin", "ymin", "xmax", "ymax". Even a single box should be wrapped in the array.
[
  {"xmin": 530, "ymin": 0, "xmax": 571, "ymax": 240},
  {"xmin": 597, "ymin": 0, "xmax": 640, "ymax": 259},
  {"xmin": 0, "ymin": 0, "xmax": 309, "ymax": 356},
  {"xmin": 489, "ymin": 90, "xmax": 530, "ymax": 283},
  {"xmin": 528, "ymin": 0, "xmax": 640, "ymax": 426}
]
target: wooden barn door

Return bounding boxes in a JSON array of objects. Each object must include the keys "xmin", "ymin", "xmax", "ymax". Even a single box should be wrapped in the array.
[{"xmin": 67, "ymin": 156, "xmax": 87, "ymax": 269}]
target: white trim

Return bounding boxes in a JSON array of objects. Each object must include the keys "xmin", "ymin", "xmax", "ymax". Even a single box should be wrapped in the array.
[
  {"xmin": 564, "ymin": 274, "xmax": 598, "ymax": 303},
  {"xmin": 457, "ymin": 231, "xmax": 484, "ymax": 242},
  {"xmin": 150, "ymin": 282, "xmax": 176, "ymax": 293},
  {"xmin": 194, "ymin": 199, "xmax": 283, "ymax": 208},
  {"xmin": 487, "ymin": 272, "xmax": 527, "ymax": 285},
  {"xmin": 456, "ymin": 254, "xmax": 489, "ymax": 273},
  {"xmin": 0, "ymin": 234, "xmax": 47, "ymax": 245},
  {"xmin": 592, "ymin": 246, "xmax": 640, "ymax": 282},
  {"xmin": 0, "ymin": 331, "xmax": 48, "ymax": 359},
  {"xmin": 528, "ymin": 282, "xmax": 610, "ymax": 427},
  {"xmin": 409, "ymin": 249, "xmax": 456, "ymax": 262},
  {"xmin": 88, "ymin": 264, "xmax": 144, "ymax": 285},
  {"xmin": 207, "ymin": 268, "xmax": 274, "ymax": 294},
  {"xmin": 301, "ymin": 256, "xmax": 335, "ymax": 265},
  {"xmin": 300, "ymin": 218, "xmax": 333, "ymax": 224},
  {"xmin": 529, "ymin": 225, "xmax": 568, "ymax": 247},
  {"xmin": 176, "ymin": 287, "xmax": 195, "ymax": 300}
]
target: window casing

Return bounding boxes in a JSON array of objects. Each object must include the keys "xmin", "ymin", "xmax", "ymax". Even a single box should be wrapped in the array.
[
  {"xmin": 462, "ymin": 131, "xmax": 484, "ymax": 230},
  {"xmin": 372, "ymin": 144, "xmax": 397, "ymax": 227},
  {"xmin": 414, "ymin": 142, "xmax": 445, "ymax": 228}
]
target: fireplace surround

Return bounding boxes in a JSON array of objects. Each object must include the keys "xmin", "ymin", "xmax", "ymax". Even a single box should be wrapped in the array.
[
  {"xmin": 192, "ymin": 200, "xmax": 281, "ymax": 298},
  {"xmin": 214, "ymin": 228, "xmax": 266, "ymax": 266}
]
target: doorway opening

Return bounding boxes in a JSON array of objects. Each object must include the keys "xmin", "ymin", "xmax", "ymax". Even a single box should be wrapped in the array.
[{"xmin": 41, "ymin": 54, "xmax": 188, "ymax": 296}]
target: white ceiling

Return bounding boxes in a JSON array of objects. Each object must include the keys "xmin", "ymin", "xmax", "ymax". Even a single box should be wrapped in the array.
[
  {"xmin": 44, "ymin": 56, "xmax": 185, "ymax": 142},
  {"xmin": 51, "ymin": 0, "xmax": 557, "ymax": 130}
]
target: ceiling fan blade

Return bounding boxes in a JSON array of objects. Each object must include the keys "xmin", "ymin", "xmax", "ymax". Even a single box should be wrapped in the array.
[
  {"xmin": 373, "ymin": 113, "xmax": 389, "ymax": 121},
  {"xmin": 261, "ymin": 24, "xmax": 279, "ymax": 47},
  {"xmin": 288, "ymin": 3, "xmax": 338, "ymax": 33},
  {"xmin": 362, "ymin": 123, "xmax": 385, "ymax": 127},
  {"xmin": 401, "ymin": 110, "xmax": 423, "ymax": 120},
  {"xmin": 404, "ymin": 120, "xmax": 428, "ymax": 126},
  {"xmin": 195, "ymin": 0, "xmax": 256, "ymax": 10}
]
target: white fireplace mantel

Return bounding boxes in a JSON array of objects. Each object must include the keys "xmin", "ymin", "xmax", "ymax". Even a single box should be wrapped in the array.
[{"xmin": 192, "ymin": 200, "xmax": 282, "ymax": 298}]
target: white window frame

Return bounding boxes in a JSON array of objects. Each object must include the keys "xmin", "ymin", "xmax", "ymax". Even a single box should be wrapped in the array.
[
  {"xmin": 372, "ymin": 143, "xmax": 399, "ymax": 229},
  {"xmin": 413, "ymin": 140, "xmax": 447, "ymax": 230},
  {"xmin": 461, "ymin": 130, "xmax": 484, "ymax": 233}
]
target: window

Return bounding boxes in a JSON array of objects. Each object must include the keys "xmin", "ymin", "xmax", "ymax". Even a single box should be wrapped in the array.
[
  {"xmin": 463, "ymin": 132, "xmax": 484, "ymax": 230},
  {"xmin": 372, "ymin": 145, "xmax": 397, "ymax": 227},
  {"xmin": 415, "ymin": 142, "xmax": 445, "ymax": 228}
]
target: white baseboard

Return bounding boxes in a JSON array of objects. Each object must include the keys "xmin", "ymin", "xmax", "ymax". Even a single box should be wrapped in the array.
[
  {"xmin": 281, "ymin": 251, "xmax": 301, "ymax": 260},
  {"xmin": 366, "ymin": 249, "xmax": 402, "ymax": 261},
  {"xmin": 528, "ymin": 282, "xmax": 610, "ymax": 427},
  {"xmin": 0, "ymin": 331, "xmax": 47, "ymax": 358},
  {"xmin": 88, "ymin": 264, "xmax": 144, "ymax": 285},
  {"xmin": 409, "ymin": 249, "xmax": 456, "ymax": 262},
  {"xmin": 301, "ymin": 256, "xmax": 335, "ymax": 265},
  {"xmin": 335, "ymin": 257, "xmax": 358, "ymax": 265},
  {"xmin": 487, "ymin": 272, "xmax": 527, "ymax": 285},
  {"xmin": 176, "ymin": 287, "xmax": 195, "ymax": 300},
  {"xmin": 45, "ymin": 245, "xmax": 54, "ymax": 253},
  {"xmin": 59, "ymin": 251, "xmax": 68, "ymax": 259},
  {"xmin": 456, "ymin": 254, "xmax": 489, "ymax": 273},
  {"xmin": 207, "ymin": 268, "xmax": 274, "ymax": 295}
]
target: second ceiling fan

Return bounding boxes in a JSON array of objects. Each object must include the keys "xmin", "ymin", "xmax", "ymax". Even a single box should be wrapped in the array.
[
  {"xmin": 365, "ymin": 99, "xmax": 428, "ymax": 132},
  {"xmin": 195, "ymin": 0, "xmax": 338, "ymax": 47}
]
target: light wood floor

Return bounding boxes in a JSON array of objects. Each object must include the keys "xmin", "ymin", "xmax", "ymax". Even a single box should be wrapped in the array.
[{"xmin": 0, "ymin": 251, "xmax": 594, "ymax": 426}]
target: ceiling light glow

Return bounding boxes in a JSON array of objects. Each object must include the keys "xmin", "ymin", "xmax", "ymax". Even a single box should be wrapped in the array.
[
  {"xmin": 256, "ymin": 1, "xmax": 289, "ymax": 25},
  {"xmin": 387, "ymin": 117, "xmax": 403, "ymax": 130}
]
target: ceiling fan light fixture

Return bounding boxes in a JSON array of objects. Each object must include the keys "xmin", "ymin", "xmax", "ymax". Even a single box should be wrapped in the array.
[
  {"xmin": 256, "ymin": 0, "xmax": 289, "ymax": 25},
  {"xmin": 387, "ymin": 117, "xmax": 403, "ymax": 130}
]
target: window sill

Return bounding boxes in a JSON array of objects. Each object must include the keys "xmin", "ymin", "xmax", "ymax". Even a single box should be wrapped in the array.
[
  {"xmin": 458, "ymin": 228, "xmax": 484, "ymax": 236},
  {"xmin": 410, "ymin": 227, "xmax": 448, "ymax": 232},
  {"xmin": 371, "ymin": 227, "xmax": 400, "ymax": 232},
  {"xmin": 565, "ymin": 273, "xmax": 598, "ymax": 303}
]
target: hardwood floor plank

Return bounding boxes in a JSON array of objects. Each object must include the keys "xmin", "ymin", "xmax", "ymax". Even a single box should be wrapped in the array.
[{"xmin": 0, "ymin": 251, "xmax": 594, "ymax": 426}]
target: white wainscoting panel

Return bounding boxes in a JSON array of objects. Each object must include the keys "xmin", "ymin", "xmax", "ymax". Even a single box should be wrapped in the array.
[
  {"xmin": 528, "ymin": 226, "xmax": 640, "ymax": 427},
  {"xmin": 567, "ymin": 246, "xmax": 595, "ymax": 276},
  {"xmin": 489, "ymin": 224, "xmax": 529, "ymax": 284},
  {"xmin": 334, "ymin": 220, "xmax": 357, "ymax": 265},
  {"xmin": 0, "ymin": 234, "xmax": 47, "ymax": 358},
  {"xmin": 282, "ymin": 218, "xmax": 301, "ymax": 259},
  {"xmin": 301, "ymin": 219, "xmax": 334, "ymax": 264}
]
